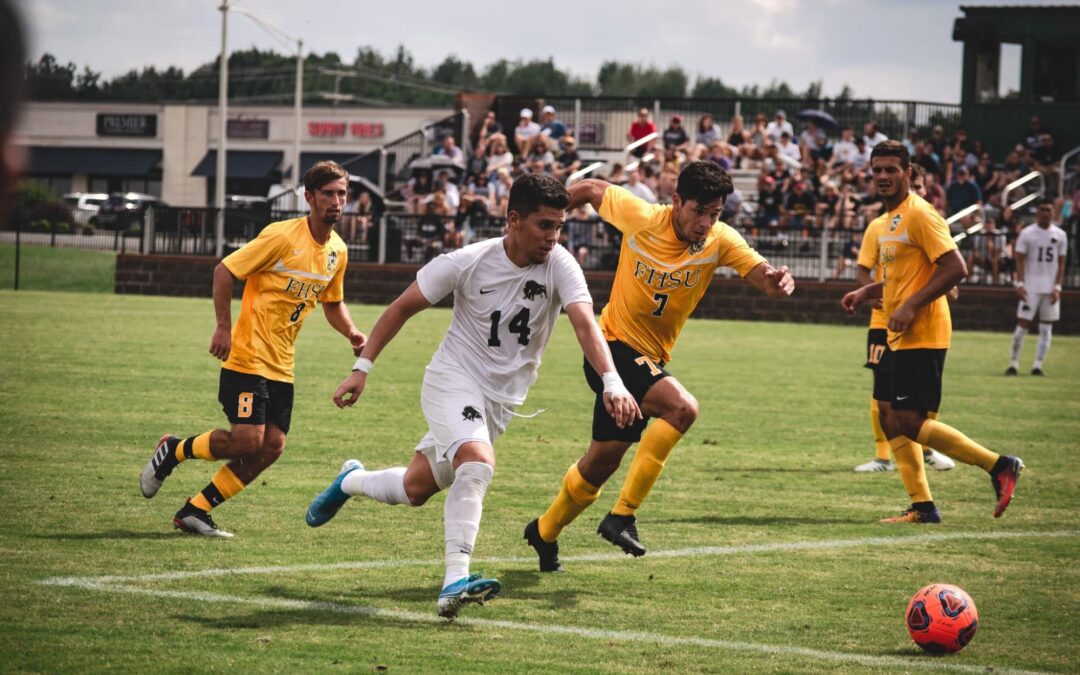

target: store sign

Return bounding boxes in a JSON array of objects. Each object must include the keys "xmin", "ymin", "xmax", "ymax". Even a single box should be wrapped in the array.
[
  {"xmin": 96, "ymin": 113, "xmax": 157, "ymax": 137},
  {"xmin": 228, "ymin": 119, "xmax": 270, "ymax": 139},
  {"xmin": 308, "ymin": 121, "xmax": 385, "ymax": 138}
]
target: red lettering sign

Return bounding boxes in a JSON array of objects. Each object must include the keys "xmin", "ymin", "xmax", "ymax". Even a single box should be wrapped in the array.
[
  {"xmin": 308, "ymin": 122, "xmax": 347, "ymax": 137},
  {"xmin": 350, "ymin": 123, "xmax": 385, "ymax": 138}
]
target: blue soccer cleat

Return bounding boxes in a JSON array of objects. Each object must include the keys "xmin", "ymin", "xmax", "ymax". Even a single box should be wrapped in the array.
[
  {"xmin": 436, "ymin": 573, "xmax": 501, "ymax": 620},
  {"xmin": 306, "ymin": 459, "xmax": 364, "ymax": 527}
]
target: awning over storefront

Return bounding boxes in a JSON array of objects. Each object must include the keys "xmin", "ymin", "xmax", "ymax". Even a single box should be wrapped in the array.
[
  {"xmin": 26, "ymin": 146, "xmax": 162, "ymax": 176},
  {"xmin": 191, "ymin": 150, "xmax": 283, "ymax": 178}
]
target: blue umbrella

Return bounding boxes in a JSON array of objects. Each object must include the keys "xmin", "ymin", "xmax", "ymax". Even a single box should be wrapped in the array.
[{"xmin": 798, "ymin": 109, "xmax": 839, "ymax": 132}]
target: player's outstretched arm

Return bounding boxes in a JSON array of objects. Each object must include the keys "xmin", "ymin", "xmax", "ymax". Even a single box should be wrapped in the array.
[
  {"xmin": 333, "ymin": 282, "xmax": 431, "ymax": 409},
  {"xmin": 565, "ymin": 302, "xmax": 642, "ymax": 429},
  {"xmin": 209, "ymin": 263, "xmax": 236, "ymax": 361},
  {"xmin": 566, "ymin": 179, "xmax": 609, "ymax": 213},
  {"xmin": 745, "ymin": 261, "xmax": 795, "ymax": 298},
  {"xmin": 322, "ymin": 301, "xmax": 367, "ymax": 356}
]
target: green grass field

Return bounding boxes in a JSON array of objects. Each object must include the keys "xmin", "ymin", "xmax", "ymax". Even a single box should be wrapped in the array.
[
  {"xmin": 0, "ymin": 243, "xmax": 117, "ymax": 293},
  {"xmin": 1, "ymin": 290, "xmax": 1078, "ymax": 673}
]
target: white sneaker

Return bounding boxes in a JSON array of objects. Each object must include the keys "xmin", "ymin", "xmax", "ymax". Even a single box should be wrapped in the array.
[
  {"xmin": 923, "ymin": 449, "xmax": 956, "ymax": 471},
  {"xmin": 855, "ymin": 458, "xmax": 895, "ymax": 472}
]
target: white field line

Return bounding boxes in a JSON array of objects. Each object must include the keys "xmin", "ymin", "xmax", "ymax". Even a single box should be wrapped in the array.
[
  {"xmin": 39, "ymin": 529, "xmax": 1079, "ymax": 588},
  {"xmin": 51, "ymin": 581, "xmax": 1049, "ymax": 675}
]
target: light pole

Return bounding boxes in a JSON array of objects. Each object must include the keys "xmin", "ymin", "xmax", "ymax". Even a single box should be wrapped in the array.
[{"xmin": 215, "ymin": 0, "xmax": 229, "ymax": 258}]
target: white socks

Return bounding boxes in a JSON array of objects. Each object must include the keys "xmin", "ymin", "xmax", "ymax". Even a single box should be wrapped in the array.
[
  {"xmin": 1034, "ymin": 323, "xmax": 1052, "ymax": 368},
  {"xmin": 443, "ymin": 461, "xmax": 494, "ymax": 588},
  {"xmin": 1009, "ymin": 325, "xmax": 1028, "ymax": 368},
  {"xmin": 342, "ymin": 467, "xmax": 410, "ymax": 505}
]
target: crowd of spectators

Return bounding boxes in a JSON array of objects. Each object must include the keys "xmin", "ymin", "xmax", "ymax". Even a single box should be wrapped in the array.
[{"xmin": 376, "ymin": 105, "xmax": 1074, "ymax": 281}]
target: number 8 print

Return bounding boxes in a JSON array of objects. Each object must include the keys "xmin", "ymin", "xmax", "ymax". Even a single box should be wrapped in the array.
[{"xmin": 238, "ymin": 392, "xmax": 253, "ymax": 418}]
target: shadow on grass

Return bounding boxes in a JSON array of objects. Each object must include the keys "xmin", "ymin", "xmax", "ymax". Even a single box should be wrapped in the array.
[
  {"xmin": 651, "ymin": 515, "xmax": 866, "ymax": 526},
  {"xmin": 32, "ymin": 530, "xmax": 183, "ymax": 541}
]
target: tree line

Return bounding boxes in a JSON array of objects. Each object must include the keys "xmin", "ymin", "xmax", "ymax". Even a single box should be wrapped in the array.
[{"xmin": 25, "ymin": 44, "xmax": 855, "ymax": 106}]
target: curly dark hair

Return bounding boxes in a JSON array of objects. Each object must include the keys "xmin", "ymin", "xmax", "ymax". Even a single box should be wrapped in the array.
[
  {"xmin": 675, "ymin": 161, "xmax": 734, "ymax": 205},
  {"xmin": 870, "ymin": 140, "xmax": 910, "ymax": 170},
  {"xmin": 507, "ymin": 173, "xmax": 569, "ymax": 218}
]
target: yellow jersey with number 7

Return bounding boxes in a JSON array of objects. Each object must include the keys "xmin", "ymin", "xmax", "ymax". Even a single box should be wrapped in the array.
[{"xmin": 597, "ymin": 186, "xmax": 764, "ymax": 363}]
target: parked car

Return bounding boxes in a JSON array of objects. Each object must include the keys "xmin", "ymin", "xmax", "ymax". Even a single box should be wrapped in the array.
[
  {"xmin": 62, "ymin": 192, "xmax": 109, "ymax": 227},
  {"xmin": 95, "ymin": 192, "xmax": 163, "ymax": 230}
]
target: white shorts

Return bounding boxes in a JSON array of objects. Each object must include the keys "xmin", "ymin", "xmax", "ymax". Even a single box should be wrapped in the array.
[
  {"xmin": 1017, "ymin": 293, "xmax": 1060, "ymax": 322},
  {"xmin": 414, "ymin": 364, "xmax": 514, "ymax": 490}
]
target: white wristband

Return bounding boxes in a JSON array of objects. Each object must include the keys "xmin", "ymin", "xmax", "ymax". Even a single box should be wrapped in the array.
[
  {"xmin": 352, "ymin": 356, "xmax": 373, "ymax": 373},
  {"xmin": 601, "ymin": 371, "xmax": 629, "ymax": 397},
  {"xmin": 1054, "ymin": 284, "xmax": 1063, "ymax": 292}
]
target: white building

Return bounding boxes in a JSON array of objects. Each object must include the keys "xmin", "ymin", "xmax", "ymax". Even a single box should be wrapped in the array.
[{"xmin": 14, "ymin": 101, "xmax": 453, "ymax": 206}]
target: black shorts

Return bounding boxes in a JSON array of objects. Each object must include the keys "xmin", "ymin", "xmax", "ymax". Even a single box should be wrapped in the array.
[
  {"xmin": 873, "ymin": 348, "xmax": 946, "ymax": 413},
  {"xmin": 584, "ymin": 341, "xmax": 670, "ymax": 442},
  {"xmin": 218, "ymin": 368, "xmax": 294, "ymax": 433}
]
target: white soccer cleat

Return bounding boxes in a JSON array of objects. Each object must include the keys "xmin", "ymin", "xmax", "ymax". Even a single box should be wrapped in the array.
[
  {"xmin": 173, "ymin": 501, "xmax": 234, "ymax": 538},
  {"xmin": 855, "ymin": 458, "xmax": 895, "ymax": 473},
  {"xmin": 923, "ymin": 449, "xmax": 956, "ymax": 471}
]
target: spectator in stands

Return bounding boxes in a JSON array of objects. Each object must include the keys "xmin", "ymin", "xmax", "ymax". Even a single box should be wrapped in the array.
[
  {"xmin": 799, "ymin": 120, "xmax": 827, "ymax": 164},
  {"xmin": 656, "ymin": 165, "xmax": 679, "ymax": 204},
  {"xmin": 696, "ymin": 113, "xmax": 721, "ymax": 149},
  {"xmin": 624, "ymin": 165, "xmax": 657, "ymax": 203},
  {"xmin": 435, "ymin": 134, "xmax": 464, "ymax": 164},
  {"xmin": 923, "ymin": 172, "xmax": 946, "ymax": 214},
  {"xmin": 662, "ymin": 114, "xmax": 691, "ymax": 154},
  {"xmin": 755, "ymin": 174, "xmax": 783, "ymax": 231},
  {"xmin": 704, "ymin": 140, "xmax": 733, "ymax": 171},
  {"xmin": 514, "ymin": 108, "xmax": 541, "ymax": 156},
  {"xmin": 863, "ymin": 121, "xmax": 888, "ymax": 148},
  {"xmin": 831, "ymin": 126, "xmax": 859, "ymax": 168},
  {"xmin": 523, "ymin": 135, "xmax": 554, "ymax": 174},
  {"xmin": 928, "ymin": 124, "xmax": 949, "ymax": 162},
  {"xmin": 973, "ymin": 152, "xmax": 1004, "ymax": 205},
  {"xmin": 407, "ymin": 190, "xmax": 453, "ymax": 261},
  {"xmin": 833, "ymin": 228, "xmax": 863, "ymax": 278},
  {"xmin": 493, "ymin": 167, "xmax": 513, "ymax": 215},
  {"xmin": 765, "ymin": 109, "xmax": 793, "ymax": 143},
  {"xmin": 342, "ymin": 190, "xmax": 374, "ymax": 244},
  {"xmin": 434, "ymin": 170, "xmax": 460, "ymax": 211},
  {"xmin": 405, "ymin": 170, "xmax": 433, "ymax": 214},
  {"xmin": 785, "ymin": 180, "xmax": 817, "ymax": 230},
  {"xmin": 1022, "ymin": 115, "xmax": 1048, "ymax": 155},
  {"xmin": 475, "ymin": 110, "xmax": 502, "ymax": 147},
  {"xmin": 457, "ymin": 171, "xmax": 494, "ymax": 236},
  {"xmin": 966, "ymin": 216, "xmax": 1006, "ymax": 285},
  {"xmin": 776, "ymin": 131, "xmax": 802, "ymax": 165},
  {"xmin": 539, "ymin": 105, "xmax": 567, "ymax": 146},
  {"xmin": 1030, "ymin": 132, "xmax": 1059, "ymax": 180},
  {"xmin": 552, "ymin": 135, "xmax": 582, "ymax": 182},
  {"xmin": 479, "ymin": 133, "xmax": 513, "ymax": 176},
  {"xmin": 606, "ymin": 163, "xmax": 628, "ymax": 185},
  {"xmin": 726, "ymin": 114, "xmax": 752, "ymax": 167},
  {"xmin": 852, "ymin": 136, "xmax": 871, "ymax": 171},
  {"xmin": 627, "ymin": 107, "xmax": 657, "ymax": 157},
  {"xmin": 564, "ymin": 204, "xmax": 597, "ymax": 266},
  {"xmin": 912, "ymin": 140, "xmax": 943, "ymax": 178},
  {"xmin": 749, "ymin": 113, "xmax": 769, "ymax": 148},
  {"xmin": 945, "ymin": 165, "xmax": 983, "ymax": 218}
]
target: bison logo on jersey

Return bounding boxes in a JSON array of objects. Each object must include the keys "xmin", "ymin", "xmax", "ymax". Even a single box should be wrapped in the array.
[
  {"xmin": 462, "ymin": 406, "xmax": 483, "ymax": 422},
  {"xmin": 890, "ymin": 214, "xmax": 902, "ymax": 232},
  {"xmin": 326, "ymin": 250, "xmax": 339, "ymax": 276},
  {"xmin": 523, "ymin": 280, "xmax": 547, "ymax": 300},
  {"xmin": 689, "ymin": 240, "xmax": 705, "ymax": 254}
]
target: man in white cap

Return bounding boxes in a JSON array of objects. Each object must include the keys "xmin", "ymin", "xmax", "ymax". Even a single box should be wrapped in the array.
[
  {"xmin": 765, "ymin": 109, "xmax": 793, "ymax": 143},
  {"xmin": 515, "ymin": 108, "xmax": 541, "ymax": 156},
  {"xmin": 540, "ymin": 105, "xmax": 567, "ymax": 147}
]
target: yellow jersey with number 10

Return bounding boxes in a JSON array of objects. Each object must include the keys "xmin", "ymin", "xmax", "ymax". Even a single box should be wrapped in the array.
[
  {"xmin": 597, "ymin": 185, "xmax": 765, "ymax": 363},
  {"xmin": 221, "ymin": 217, "xmax": 347, "ymax": 383},
  {"xmin": 877, "ymin": 192, "xmax": 956, "ymax": 351}
]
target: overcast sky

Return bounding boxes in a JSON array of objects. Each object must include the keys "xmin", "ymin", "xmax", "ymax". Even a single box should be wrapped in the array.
[{"xmin": 22, "ymin": 0, "xmax": 1042, "ymax": 104}]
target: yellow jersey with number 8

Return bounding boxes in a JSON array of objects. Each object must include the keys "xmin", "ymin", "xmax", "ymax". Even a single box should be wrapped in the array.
[
  {"xmin": 222, "ymin": 217, "xmax": 347, "ymax": 382},
  {"xmin": 597, "ymin": 186, "xmax": 764, "ymax": 363}
]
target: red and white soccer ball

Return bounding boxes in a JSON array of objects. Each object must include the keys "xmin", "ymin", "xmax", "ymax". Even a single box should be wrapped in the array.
[{"xmin": 906, "ymin": 583, "xmax": 979, "ymax": 654}]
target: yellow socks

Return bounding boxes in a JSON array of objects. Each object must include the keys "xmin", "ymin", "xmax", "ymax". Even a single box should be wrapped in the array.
[
  {"xmin": 870, "ymin": 398, "xmax": 890, "ymax": 461},
  {"xmin": 537, "ymin": 463, "xmax": 601, "ymax": 542},
  {"xmin": 611, "ymin": 419, "xmax": 683, "ymax": 517},
  {"xmin": 189, "ymin": 465, "xmax": 246, "ymax": 513},
  {"xmin": 176, "ymin": 431, "xmax": 216, "ymax": 463},
  {"xmin": 916, "ymin": 419, "xmax": 999, "ymax": 472},
  {"xmin": 890, "ymin": 436, "xmax": 933, "ymax": 503}
]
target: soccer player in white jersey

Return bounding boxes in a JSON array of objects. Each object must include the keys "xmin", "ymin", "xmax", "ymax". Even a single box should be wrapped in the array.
[
  {"xmin": 306, "ymin": 173, "xmax": 640, "ymax": 620},
  {"xmin": 1006, "ymin": 198, "xmax": 1067, "ymax": 376}
]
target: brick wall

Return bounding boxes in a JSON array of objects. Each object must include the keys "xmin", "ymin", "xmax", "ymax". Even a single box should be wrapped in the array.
[{"xmin": 115, "ymin": 255, "xmax": 1080, "ymax": 334}]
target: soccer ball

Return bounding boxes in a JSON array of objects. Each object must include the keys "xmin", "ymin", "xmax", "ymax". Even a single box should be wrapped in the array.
[{"xmin": 905, "ymin": 583, "xmax": 979, "ymax": 654}]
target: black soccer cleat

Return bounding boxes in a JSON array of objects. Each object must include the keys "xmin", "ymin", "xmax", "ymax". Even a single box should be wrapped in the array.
[
  {"xmin": 524, "ymin": 519, "xmax": 564, "ymax": 572},
  {"xmin": 597, "ymin": 512, "xmax": 646, "ymax": 557},
  {"xmin": 140, "ymin": 435, "xmax": 180, "ymax": 498},
  {"xmin": 173, "ymin": 500, "xmax": 234, "ymax": 538},
  {"xmin": 1004, "ymin": 366, "xmax": 1018, "ymax": 376},
  {"xmin": 1030, "ymin": 367, "xmax": 1045, "ymax": 376}
]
